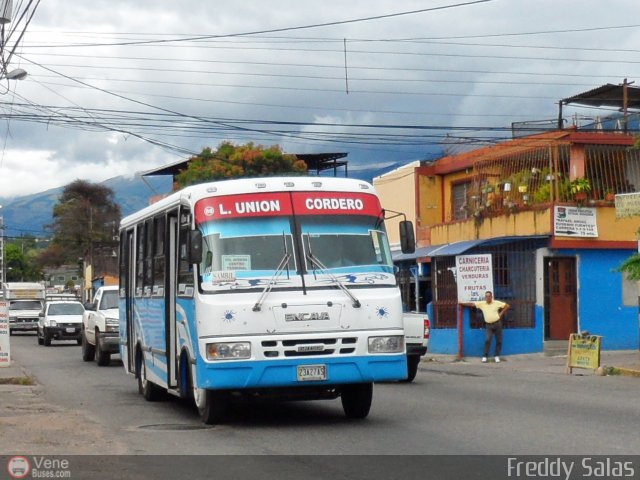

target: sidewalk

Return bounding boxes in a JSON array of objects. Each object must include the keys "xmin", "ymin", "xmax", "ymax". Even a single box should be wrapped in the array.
[
  {"xmin": 0, "ymin": 359, "xmax": 127, "ymax": 454},
  {"xmin": 0, "ymin": 360, "xmax": 33, "ymax": 384},
  {"xmin": 423, "ymin": 349, "xmax": 640, "ymax": 377}
]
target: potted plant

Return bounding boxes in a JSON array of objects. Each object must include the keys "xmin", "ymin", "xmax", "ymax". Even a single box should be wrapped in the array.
[
  {"xmin": 569, "ymin": 177, "xmax": 591, "ymax": 202},
  {"xmin": 605, "ymin": 190, "xmax": 616, "ymax": 202}
]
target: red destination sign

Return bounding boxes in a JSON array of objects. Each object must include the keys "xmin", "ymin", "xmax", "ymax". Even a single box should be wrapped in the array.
[{"xmin": 195, "ymin": 191, "xmax": 381, "ymax": 223}]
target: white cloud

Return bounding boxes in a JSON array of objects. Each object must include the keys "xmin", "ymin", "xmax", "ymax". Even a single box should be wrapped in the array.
[{"xmin": 0, "ymin": 0, "xmax": 638, "ymax": 196}]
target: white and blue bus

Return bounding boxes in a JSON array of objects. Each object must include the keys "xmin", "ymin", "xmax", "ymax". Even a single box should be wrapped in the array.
[{"xmin": 119, "ymin": 176, "xmax": 415, "ymax": 424}]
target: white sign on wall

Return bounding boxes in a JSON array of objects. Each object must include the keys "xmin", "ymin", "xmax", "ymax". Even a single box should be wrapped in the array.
[
  {"xmin": 0, "ymin": 300, "xmax": 10, "ymax": 367},
  {"xmin": 455, "ymin": 254, "xmax": 494, "ymax": 303},
  {"xmin": 615, "ymin": 192, "xmax": 640, "ymax": 219},
  {"xmin": 554, "ymin": 206, "xmax": 598, "ymax": 238}
]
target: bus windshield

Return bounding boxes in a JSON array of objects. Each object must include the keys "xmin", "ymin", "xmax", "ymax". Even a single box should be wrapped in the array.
[
  {"xmin": 301, "ymin": 216, "xmax": 393, "ymax": 274},
  {"xmin": 195, "ymin": 190, "xmax": 395, "ymax": 291},
  {"xmin": 200, "ymin": 217, "xmax": 296, "ymax": 288}
]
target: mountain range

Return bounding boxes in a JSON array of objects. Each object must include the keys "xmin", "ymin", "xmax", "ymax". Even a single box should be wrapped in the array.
[{"xmin": 0, "ymin": 162, "xmax": 407, "ymax": 238}]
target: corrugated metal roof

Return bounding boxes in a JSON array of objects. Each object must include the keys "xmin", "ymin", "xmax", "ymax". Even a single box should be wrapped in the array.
[
  {"xmin": 561, "ymin": 83, "xmax": 640, "ymax": 109},
  {"xmin": 394, "ymin": 236, "xmax": 549, "ymax": 262}
]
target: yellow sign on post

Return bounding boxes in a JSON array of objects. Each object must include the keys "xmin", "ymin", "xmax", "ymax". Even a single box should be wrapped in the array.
[{"xmin": 567, "ymin": 334, "xmax": 602, "ymax": 373}]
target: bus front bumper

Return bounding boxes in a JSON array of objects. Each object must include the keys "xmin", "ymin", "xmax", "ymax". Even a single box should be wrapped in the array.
[{"xmin": 195, "ymin": 354, "xmax": 408, "ymax": 390}]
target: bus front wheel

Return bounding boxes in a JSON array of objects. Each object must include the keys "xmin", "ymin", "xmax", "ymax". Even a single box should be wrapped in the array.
[
  {"xmin": 191, "ymin": 364, "xmax": 228, "ymax": 424},
  {"xmin": 196, "ymin": 389, "xmax": 229, "ymax": 425},
  {"xmin": 341, "ymin": 382, "xmax": 373, "ymax": 419}
]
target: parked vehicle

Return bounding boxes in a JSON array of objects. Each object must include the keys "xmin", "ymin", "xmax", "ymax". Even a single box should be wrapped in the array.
[
  {"xmin": 403, "ymin": 312, "xmax": 430, "ymax": 382},
  {"xmin": 119, "ymin": 176, "xmax": 415, "ymax": 424},
  {"xmin": 81, "ymin": 286, "xmax": 119, "ymax": 366},
  {"xmin": 37, "ymin": 300, "xmax": 85, "ymax": 346},
  {"xmin": 3, "ymin": 282, "xmax": 45, "ymax": 334}
]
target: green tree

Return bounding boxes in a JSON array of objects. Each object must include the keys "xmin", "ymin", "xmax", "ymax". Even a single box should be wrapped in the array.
[
  {"xmin": 5, "ymin": 237, "xmax": 43, "ymax": 281},
  {"xmin": 175, "ymin": 142, "xmax": 308, "ymax": 188},
  {"xmin": 42, "ymin": 180, "xmax": 121, "ymax": 266}
]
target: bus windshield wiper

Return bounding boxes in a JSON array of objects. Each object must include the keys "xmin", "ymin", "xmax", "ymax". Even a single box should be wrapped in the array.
[
  {"xmin": 252, "ymin": 251, "xmax": 291, "ymax": 312},
  {"xmin": 306, "ymin": 253, "xmax": 361, "ymax": 309}
]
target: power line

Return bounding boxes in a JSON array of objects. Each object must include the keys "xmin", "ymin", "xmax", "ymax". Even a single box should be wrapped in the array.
[{"xmin": 19, "ymin": 1, "xmax": 494, "ymax": 49}]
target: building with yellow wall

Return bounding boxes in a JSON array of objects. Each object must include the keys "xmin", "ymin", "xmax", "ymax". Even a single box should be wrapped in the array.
[{"xmin": 377, "ymin": 130, "xmax": 640, "ymax": 355}]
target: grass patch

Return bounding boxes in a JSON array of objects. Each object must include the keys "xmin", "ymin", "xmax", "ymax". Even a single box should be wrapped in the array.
[
  {"xmin": 0, "ymin": 376, "xmax": 35, "ymax": 385},
  {"xmin": 604, "ymin": 366, "xmax": 621, "ymax": 376}
]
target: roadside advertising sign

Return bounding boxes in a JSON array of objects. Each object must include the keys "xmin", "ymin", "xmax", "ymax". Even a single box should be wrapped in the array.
[
  {"xmin": 0, "ymin": 300, "xmax": 10, "ymax": 367},
  {"xmin": 567, "ymin": 333, "xmax": 602, "ymax": 374},
  {"xmin": 455, "ymin": 254, "xmax": 494, "ymax": 303}
]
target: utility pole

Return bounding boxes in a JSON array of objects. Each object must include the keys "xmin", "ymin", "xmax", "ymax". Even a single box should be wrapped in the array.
[{"xmin": 0, "ymin": 209, "xmax": 4, "ymax": 285}]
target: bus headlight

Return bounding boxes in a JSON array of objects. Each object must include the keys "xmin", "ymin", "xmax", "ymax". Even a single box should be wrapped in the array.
[
  {"xmin": 368, "ymin": 335, "xmax": 404, "ymax": 354},
  {"xmin": 206, "ymin": 342, "xmax": 251, "ymax": 360}
]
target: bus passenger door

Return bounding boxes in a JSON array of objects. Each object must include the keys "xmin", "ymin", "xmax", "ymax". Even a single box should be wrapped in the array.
[
  {"xmin": 167, "ymin": 213, "xmax": 179, "ymax": 388},
  {"xmin": 125, "ymin": 229, "xmax": 136, "ymax": 374}
]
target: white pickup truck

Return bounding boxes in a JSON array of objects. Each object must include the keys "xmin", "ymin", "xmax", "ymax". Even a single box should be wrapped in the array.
[
  {"xmin": 80, "ymin": 286, "xmax": 120, "ymax": 366},
  {"xmin": 403, "ymin": 312, "xmax": 430, "ymax": 382}
]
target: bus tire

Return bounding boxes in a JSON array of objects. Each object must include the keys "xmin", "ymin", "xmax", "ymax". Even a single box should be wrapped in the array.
[
  {"xmin": 341, "ymin": 382, "xmax": 373, "ymax": 419},
  {"xmin": 81, "ymin": 329, "xmax": 95, "ymax": 361},
  {"xmin": 137, "ymin": 352, "xmax": 161, "ymax": 401},
  {"xmin": 191, "ymin": 363, "xmax": 228, "ymax": 424},
  {"xmin": 178, "ymin": 352, "xmax": 192, "ymax": 400},
  {"xmin": 95, "ymin": 334, "xmax": 111, "ymax": 366},
  {"xmin": 197, "ymin": 389, "xmax": 229, "ymax": 425},
  {"xmin": 403, "ymin": 355, "xmax": 420, "ymax": 383}
]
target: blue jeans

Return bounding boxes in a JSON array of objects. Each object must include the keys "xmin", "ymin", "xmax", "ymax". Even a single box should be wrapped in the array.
[{"xmin": 484, "ymin": 320, "xmax": 503, "ymax": 357}]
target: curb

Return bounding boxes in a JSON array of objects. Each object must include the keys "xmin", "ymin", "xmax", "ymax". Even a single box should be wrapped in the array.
[{"xmin": 614, "ymin": 367, "xmax": 640, "ymax": 378}]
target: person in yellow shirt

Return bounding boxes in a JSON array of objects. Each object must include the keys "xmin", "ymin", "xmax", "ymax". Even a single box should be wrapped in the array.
[{"xmin": 460, "ymin": 291, "xmax": 510, "ymax": 363}]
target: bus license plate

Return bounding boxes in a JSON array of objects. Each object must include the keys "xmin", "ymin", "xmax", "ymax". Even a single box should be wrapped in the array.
[
  {"xmin": 66, "ymin": 328, "xmax": 76, "ymax": 333},
  {"xmin": 297, "ymin": 364, "xmax": 327, "ymax": 382}
]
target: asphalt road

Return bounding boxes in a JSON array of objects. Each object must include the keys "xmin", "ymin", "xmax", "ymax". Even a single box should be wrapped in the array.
[{"xmin": 7, "ymin": 332, "xmax": 640, "ymax": 456}]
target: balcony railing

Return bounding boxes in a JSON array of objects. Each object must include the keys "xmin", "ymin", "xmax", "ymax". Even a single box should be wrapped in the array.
[{"xmin": 456, "ymin": 143, "xmax": 640, "ymax": 221}]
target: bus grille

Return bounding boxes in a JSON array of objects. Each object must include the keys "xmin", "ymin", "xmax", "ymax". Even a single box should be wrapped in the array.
[{"xmin": 261, "ymin": 337, "xmax": 357, "ymax": 358}]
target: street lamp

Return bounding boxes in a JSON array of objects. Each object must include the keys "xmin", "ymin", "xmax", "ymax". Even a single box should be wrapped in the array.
[{"xmin": 5, "ymin": 68, "xmax": 26, "ymax": 80}]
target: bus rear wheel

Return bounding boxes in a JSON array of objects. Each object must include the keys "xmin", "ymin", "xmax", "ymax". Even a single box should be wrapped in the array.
[
  {"xmin": 341, "ymin": 382, "xmax": 373, "ymax": 419},
  {"xmin": 137, "ymin": 355, "xmax": 162, "ymax": 401}
]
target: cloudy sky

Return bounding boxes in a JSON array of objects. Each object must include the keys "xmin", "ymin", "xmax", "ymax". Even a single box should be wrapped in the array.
[{"xmin": 0, "ymin": 0, "xmax": 639, "ymax": 197}]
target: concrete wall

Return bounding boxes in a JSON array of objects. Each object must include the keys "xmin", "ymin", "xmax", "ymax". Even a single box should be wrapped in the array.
[
  {"xmin": 426, "ymin": 302, "xmax": 544, "ymax": 356},
  {"xmin": 575, "ymin": 249, "xmax": 639, "ymax": 350},
  {"xmin": 374, "ymin": 162, "xmax": 418, "ymax": 247},
  {"xmin": 426, "ymin": 248, "xmax": 639, "ymax": 356}
]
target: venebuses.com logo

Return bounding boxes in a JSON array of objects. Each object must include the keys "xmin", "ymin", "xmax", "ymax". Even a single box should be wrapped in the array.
[
  {"xmin": 7, "ymin": 456, "xmax": 30, "ymax": 479},
  {"xmin": 7, "ymin": 456, "xmax": 72, "ymax": 478}
]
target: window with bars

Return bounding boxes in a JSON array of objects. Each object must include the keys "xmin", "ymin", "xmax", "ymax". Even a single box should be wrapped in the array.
[
  {"xmin": 431, "ymin": 240, "xmax": 540, "ymax": 330},
  {"xmin": 452, "ymin": 181, "xmax": 472, "ymax": 221}
]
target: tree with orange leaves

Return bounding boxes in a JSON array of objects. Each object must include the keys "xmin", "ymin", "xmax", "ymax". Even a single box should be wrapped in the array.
[{"xmin": 175, "ymin": 142, "xmax": 307, "ymax": 188}]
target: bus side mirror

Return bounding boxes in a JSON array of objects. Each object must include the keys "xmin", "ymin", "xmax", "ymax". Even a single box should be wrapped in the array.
[
  {"xmin": 399, "ymin": 220, "xmax": 415, "ymax": 254},
  {"xmin": 189, "ymin": 230, "xmax": 203, "ymax": 264}
]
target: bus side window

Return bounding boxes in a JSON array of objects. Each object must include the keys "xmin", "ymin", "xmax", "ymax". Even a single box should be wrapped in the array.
[
  {"xmin": 135, "ymin": 224, "xmax": 144, "ymax": 296},
  {"xmin": 144, "ymin": 218, "xmax": 154, "ymax": 296},
  {"xmin": 177, "ymin": 223, "xmax": 194, "ymax": 295},
  {"xmin": 153, "ymin": 215, "xmax": 166, "ymax": 295}
]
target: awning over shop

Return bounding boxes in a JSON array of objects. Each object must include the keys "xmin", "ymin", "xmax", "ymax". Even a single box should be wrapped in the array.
[
  {"xmin": 393, "ymin": 235, "xmax": 549, "ymax": 262},
  {"xmin": 392, "ymin": 245, "xmax": 444, "ymax": 262},
  {"xmin": 431, "ymin": 235, "xmax": 549, "ymax": 257}
]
